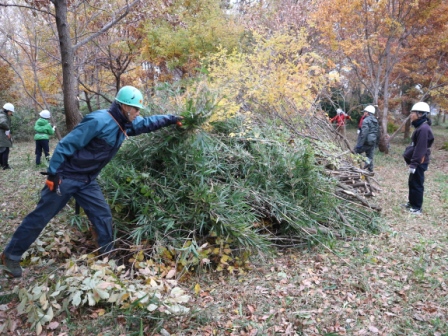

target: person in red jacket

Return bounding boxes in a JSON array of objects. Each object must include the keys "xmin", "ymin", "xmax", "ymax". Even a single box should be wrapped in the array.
[
  {"xmin": 330, "ymin": 108, "xmax": 351, "ymax": 137},
  {"xmin": 358, "ymin": 114, "xmax": 366, "ymax": 133}
]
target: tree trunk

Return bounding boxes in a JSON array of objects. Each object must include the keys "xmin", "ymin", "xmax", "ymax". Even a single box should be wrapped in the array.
[
  {"xmin": 377, "ymin": 109, "xmax": 389, "ymax": 154},
  {"xmin": 402, "ymin": 100, "xmax": 412, "ymax": 139},
  {"xmin": 436, "ymin": 110, "xmax": 441, "ymax": 126},
  {"xmin": 52, "ymin": 0, "xmax": 82, "ymax": 131}
]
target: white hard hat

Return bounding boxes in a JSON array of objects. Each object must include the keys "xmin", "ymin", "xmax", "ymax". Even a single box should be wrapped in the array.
[
  {"xmin": 336, "ymin": 108, "xmax": 343, "ymax": 114},
  {"xmin": 3, "ymin": 103, "xmax": 14, "ymax": 113},
  {"xmin": 39, "ymin": 110, "xmax": 51, "ymax": 119},
  {"xmin": 411, "ymin": 102, "xmax": 430, "ymax": 114},
  {"xmin": 363, "ymin": 105, "xmax": 376, "ymax": 114}
]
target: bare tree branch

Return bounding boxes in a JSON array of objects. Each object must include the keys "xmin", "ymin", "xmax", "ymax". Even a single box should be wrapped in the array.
[
  {"xmin": 73, "ymin": 0, "xmax": 141, "ymax": 51},
  {"xmin": 388, "ymin": 115, "xmax": 410, "ymax": 143},
  {"xmin": 78, "ymin": 78, "xmax": 113, "ymax": 104},
  {"xmin": 0, "ymin": 2, "xmax": 53, "ymax": 16}
]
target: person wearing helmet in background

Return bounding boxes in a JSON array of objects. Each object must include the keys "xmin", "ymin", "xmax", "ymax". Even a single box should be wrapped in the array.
[
  {"xmin": 34, "ymin": 109, "xmax": 56, "ymax": 166},
  {"xmin": 355, "ymin": 105, "xmax": 379, "ymax": 172},
  {"xmin": 1, "ymin": 86, "xmax": 183, "ymax": 278},
  {"xmin": 402, "ymin": 102, "xmax": 434, "ymax": 215},
  {"xmin": 329, "ymin": 108, "xmax": 351, "ymax": 137},
  {"xmin": 357, "ymin": 113, "xmax": 366, "ymax": 135},
  {"xmin": 0, "ymin": 103, "xmax": 15, "ymax": 170},
  {"xmin": 354, "ymin": 109, "xmax": 368, "ymax": 148}
]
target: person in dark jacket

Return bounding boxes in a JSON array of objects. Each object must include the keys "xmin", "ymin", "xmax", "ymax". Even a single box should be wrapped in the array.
[
  {"xmin": 34, "ymin": 109, "xmax": 56, "ymax": 166},
  {"xmin": 357, "ymin": 114, "xmax": 366, "ymax": 134},
  {"xmin": 355, "ymin": 105, "xmax": 379, "ymax": 172},
  {"xmin": 354, "ymin": 113, "xmax": 366, "ymax": 149},
  {"xmin": 1, "ymin": 86, "xmax": 182, "ymax": 278},
  {"xmin": 0, "ymin": 103, "xmax": 15, "ymax": 169},
  {"xmin": 402, "ymin": 102, "xmax": 434, "ymax": 215}
]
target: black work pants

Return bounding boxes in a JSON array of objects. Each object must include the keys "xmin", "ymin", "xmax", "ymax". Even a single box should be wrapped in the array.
[
  {"xmin": 408, "ymin": 163, "xmax": 428, "ymax": 210},
  {"xmin": 0, "ymin": 147, "xmax": 10, "ymax": 169},
  {"xmin": 355, "ymin": 144, "xmax": 375, "ymax": 171},
  {"xmin": 35, "ymin": 139, "xmax": 50, "ymax": 165},
  {"xmin": 4, "ymin": 178, "xmax": 114, "ymax": 261}
]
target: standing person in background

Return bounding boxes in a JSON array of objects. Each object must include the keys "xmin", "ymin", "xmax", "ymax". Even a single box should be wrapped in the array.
[
  {"xmin": 330, "ymin": 108, "xmax": 351, "ymax": 137},
  {"xmin": 1, "ymin": 86, "xmax": 183, "ymax": 278},
  {"xmin": 355, "ymin": 105, "xmax": 379, "ymax": 172},
  {"xmin": 34, "ymin": 110, "xmax": 56, "ymax": 166},
  {"xmin": 0, "ymin": 103, "xmax": 15, "ymax": 170},
  {"xmin": 402, "ymin": 102, "xmax": 434, "ymax": 215},
  {"xmin": 357, "ymin": 113, "xmax": 366, "ymax": 134},
  {"xmin": 354, "ymin": 111, "xmax": 367, "ymax": 149}
]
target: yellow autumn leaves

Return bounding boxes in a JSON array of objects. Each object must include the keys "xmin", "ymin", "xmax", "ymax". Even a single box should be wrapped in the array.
[{"xmin": 175, "ymin": 28, "xmax": 332, "ymax": 125}]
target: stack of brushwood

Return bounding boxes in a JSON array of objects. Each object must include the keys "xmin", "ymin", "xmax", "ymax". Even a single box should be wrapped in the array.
[
  {"xmin": 266, "ymin": 104, "xmax": 382, "ymax": 212},
  {"xmin": 325, "ymin": 161, "xmax": 382, "ymax": 212}
]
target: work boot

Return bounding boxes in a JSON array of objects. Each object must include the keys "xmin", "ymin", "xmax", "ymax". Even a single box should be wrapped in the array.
[
  {"xmin": 409, "ymin": 208, "xmax": 422, "ymax": 215},
  {"xmin": 1, "ymin": 253, "xmax": 22, "ymax": 278}
]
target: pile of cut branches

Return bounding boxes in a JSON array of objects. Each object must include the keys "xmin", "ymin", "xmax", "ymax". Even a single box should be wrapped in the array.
[
  {"xmin": 327, "ymin": 163, "xmax": 382, "ymax": 211},
  {"xmin": 98, "ymin": 86, "xmax": 382, "ymax": 273},
  {"xmin": 254, "ymin": 99, "xmax": 382, "ymax": 213}
]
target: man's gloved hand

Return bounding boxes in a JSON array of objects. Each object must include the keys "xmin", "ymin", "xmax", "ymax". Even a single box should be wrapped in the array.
[
  {"xmin": 52, "ymin": 125, "xmax": 57, "ymax": 131},
  {"xmin": 40, "ymin": 172, "xmax": 61, "ymax": 193},
  {"xmin": 408, "ymin": 168, "xmax": 416, "ymax": 174},
  {"xmin": 357, "ymin": 129, "xmax": 360, "ymax": 134},
  {"xmin": 175, "ymin": 116, "xmax": 184, "ymax": 127}
]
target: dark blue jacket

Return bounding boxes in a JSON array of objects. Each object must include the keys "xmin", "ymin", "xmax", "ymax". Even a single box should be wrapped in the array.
[
  {"xmin": 48, "ymin": 102, "xmax": 178, "ymax": 180},
  {"xmin": 358, "ymin": 114, "xmax": 379, "ymax": 146},
  {"xmin": 403, "ymin": 117, "xmax": 434, "ymax": 169}
]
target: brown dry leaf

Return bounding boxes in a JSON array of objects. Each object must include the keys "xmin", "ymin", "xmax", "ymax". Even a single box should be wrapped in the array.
[
  {"xmin": 48, "ymin": 321, "xmax": 59, "ymax": 330},
  {"xmin": 395, "ymin": 290, "xmax": 406, "ymax": 297},
  {"xmin": 249, "ymin": 328, "xmax": 258, "ymax": 336},
  {"xmin": 274, "ymin": 325, "xmax": 284, "ymax": 332},
  {"xmin": 422, "ymin": 305, "xmax": 437, "ymax": 313},
  {"xmin": 368, "ymin": 325, "xmax": 379, "ymax": 333},
  {"xmin": 413, "ymin": 313, "xmax": 426, "ymax": 321},
  {"xmin": 166, "ymin": 269, "xmax": 176, "ymax": 279}
]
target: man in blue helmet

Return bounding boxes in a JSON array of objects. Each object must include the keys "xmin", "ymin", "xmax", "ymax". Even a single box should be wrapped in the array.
[{"xmin": 1, "ymin": 86, "xmax": 182, "ymax": 278}]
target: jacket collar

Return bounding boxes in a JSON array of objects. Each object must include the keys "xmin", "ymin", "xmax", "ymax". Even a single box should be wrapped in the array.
[
  {"xmin": 108, "ymin": 101, "xmax": 130, "ymax": 127},
  {"xmin": 412, "ymin": 116, "xmax": 427, "ymax": 128}
]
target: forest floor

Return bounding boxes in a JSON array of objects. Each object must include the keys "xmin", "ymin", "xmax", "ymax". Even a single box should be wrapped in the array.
[{"xmin": 0, "ymin": 123, "xmax": 447, "ymax": 336}]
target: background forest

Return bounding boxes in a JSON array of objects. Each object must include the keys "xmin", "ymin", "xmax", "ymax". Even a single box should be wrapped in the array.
[{"xmin": 0, "ymin": 0, "xmax": 448, "ymax": 335}]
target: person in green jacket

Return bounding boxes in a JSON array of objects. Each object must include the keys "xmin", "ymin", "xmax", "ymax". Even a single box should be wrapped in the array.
[{"xmin": 34, "ymin": 109, "xmax": 56, "ymax": 166}]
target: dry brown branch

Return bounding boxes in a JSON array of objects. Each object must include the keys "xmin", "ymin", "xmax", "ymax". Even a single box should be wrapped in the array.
[
  {"xmin": 334, "ymin": 207, "xmax": 358, "ymax": 232},
  {"xmin": 388, "ymin": 115, "xmax": 410, "ymax": 142},
  {"xmin": 255, "ymin": 98, "xmax": 382, "ymax": 213}
]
